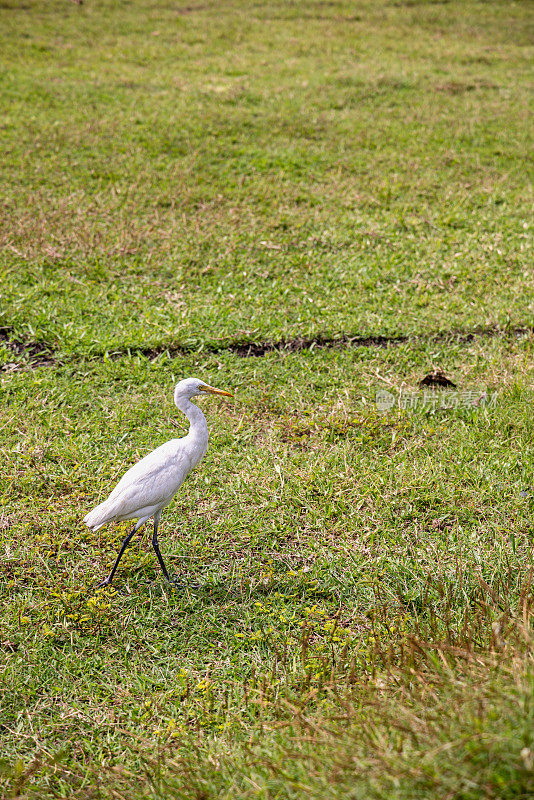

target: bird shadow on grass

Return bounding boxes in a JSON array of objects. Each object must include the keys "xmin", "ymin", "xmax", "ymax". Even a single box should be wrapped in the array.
[{"xmin": 114, "ymin": 571, "xmax": 340, "ymax": 605}]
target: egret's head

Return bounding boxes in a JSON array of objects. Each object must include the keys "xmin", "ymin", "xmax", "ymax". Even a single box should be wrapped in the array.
[{"xmin": 174, "ymin": 378, "xmax": 233, "ymax": 403}]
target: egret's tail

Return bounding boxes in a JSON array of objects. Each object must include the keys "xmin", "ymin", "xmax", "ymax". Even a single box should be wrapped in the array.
[{"xmin": 83, "ymin": 499, "xmax": 119, "ymax": 532}]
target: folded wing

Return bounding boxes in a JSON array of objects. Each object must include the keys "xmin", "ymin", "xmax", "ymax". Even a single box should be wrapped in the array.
[{"xmin": 84, "ymin": 438, "xmax": 196, "ymax": 531}]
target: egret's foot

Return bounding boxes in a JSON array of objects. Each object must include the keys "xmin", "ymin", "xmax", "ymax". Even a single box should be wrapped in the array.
[{"xmin": 96, "ymin": 579, "xmax": 127, "ymax": 595}]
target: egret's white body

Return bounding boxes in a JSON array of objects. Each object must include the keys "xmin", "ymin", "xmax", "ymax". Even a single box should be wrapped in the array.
[
  {"xmin": 84, "ymin": 378, "xmax": 232, "ymax": 586},
  {"xmin": 84, "ymin": 437, "xmax": 207, "ymax": 531}
]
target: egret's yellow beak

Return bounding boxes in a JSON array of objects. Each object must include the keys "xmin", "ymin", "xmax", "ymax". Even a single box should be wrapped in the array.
[{"xmin": 200, "ymin": 384, "xmax": 233, "ymax": 397}]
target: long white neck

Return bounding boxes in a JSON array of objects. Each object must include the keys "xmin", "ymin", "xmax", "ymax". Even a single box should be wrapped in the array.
[{"xmin": 175, "ymin": 395, "xmax": 209, "ymax": 447}]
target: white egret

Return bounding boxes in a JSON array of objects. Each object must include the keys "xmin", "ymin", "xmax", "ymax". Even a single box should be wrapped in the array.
[{"xmin": 84, "ymin": 378, "xmax": 232, "ymax": 587}]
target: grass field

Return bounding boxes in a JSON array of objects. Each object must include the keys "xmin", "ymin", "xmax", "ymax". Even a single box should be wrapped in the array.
[{"xmin": 1, "ymin": 1, "xmax": 533, "ymax": 797}]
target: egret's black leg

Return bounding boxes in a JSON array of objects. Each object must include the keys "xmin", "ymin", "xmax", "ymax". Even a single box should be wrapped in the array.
[
  {"xmin": 97, "ymin": 524, "xmax": 139, "ymax": 587},
  {"xmin": 151, "ymin": 514, "xmax": 175, "ymax": 584}
]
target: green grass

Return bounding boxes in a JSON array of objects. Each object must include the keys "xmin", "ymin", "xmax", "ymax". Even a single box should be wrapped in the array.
[{"xmin": 0, "ymin": 1, "xmax": 533, "ymax": 797}]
